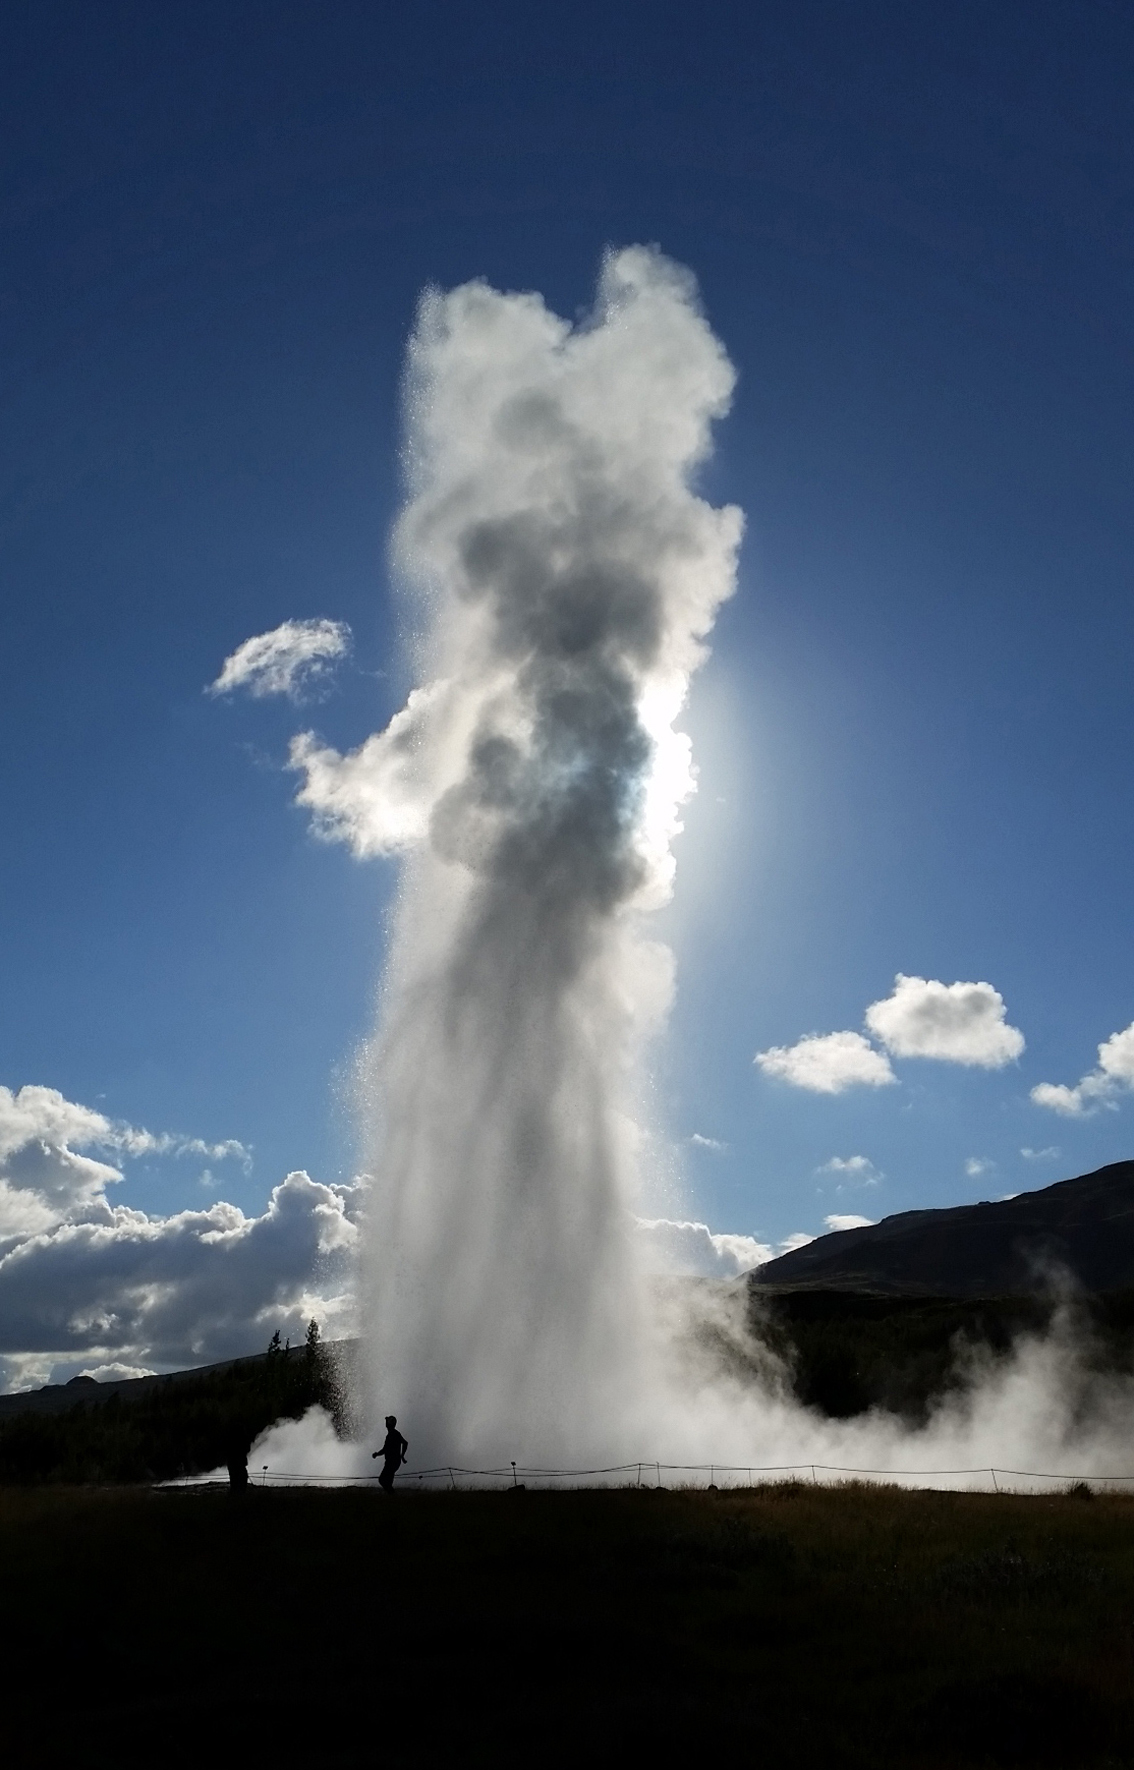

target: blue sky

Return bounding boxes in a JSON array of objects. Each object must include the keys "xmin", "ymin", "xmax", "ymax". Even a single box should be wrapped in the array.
[{"xmin": 2, "ymin": 0, "xmax": 1134, "ymax": 1375}]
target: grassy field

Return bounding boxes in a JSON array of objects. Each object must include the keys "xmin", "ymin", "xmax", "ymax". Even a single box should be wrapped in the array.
[{"xmin": 3, "ymin": 1480, "xmax": 1133, "ymax": 1767}]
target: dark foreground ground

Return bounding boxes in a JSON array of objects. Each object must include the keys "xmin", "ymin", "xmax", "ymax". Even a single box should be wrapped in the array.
[{"xmin": 3, "ymin": 1482, "xmax": 1134, "ymax": 1768}]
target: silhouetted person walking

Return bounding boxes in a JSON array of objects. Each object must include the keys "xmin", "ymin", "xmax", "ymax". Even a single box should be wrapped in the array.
[{"xmin": 373, "ymin": 1415, "xmax": 408, "ymax": 1492}]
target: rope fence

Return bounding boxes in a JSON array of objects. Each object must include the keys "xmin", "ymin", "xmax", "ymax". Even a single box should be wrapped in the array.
[{"xmin": 241, "ymin": 1459, "xmax": 1134, "ymax": 1492}]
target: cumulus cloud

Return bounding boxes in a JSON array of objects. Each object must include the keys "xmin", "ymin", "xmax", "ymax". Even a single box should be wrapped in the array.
[
  {"xmin": 0, "ymin": 1084, "xmax": 351, "ymax": 1389},
  {"xmin": 865, "ymin": 974, "xmax": 1024, "ymax": 1067},
  {"xmin": 823, "ymin": 1213, "xmax": 876, "ymax": 1232},
  {"xmin": 758, "ymin": 975, "xmax": 1026, "ymax": 1096},
  {"xmin": 1031, "ymin": 1022, "xmax": 1134, "ymax": 1117},
  {"xmin": 0, "ymin": 1172, "xmax": 359, "ymax": 1376},
  {"xmin": 965, "ymin": 1157, "xmax": 994, "ymax": 1178},
  {"xmin": 0, "ymin": 1086, "xmax": 249, "ymax": 1240},
  {"xmin": 755, "ymin": 1031, "xmax": 895, "ymax": 1095},
  {"xmin": 208, "ymin": 618, "xmax": 351, "ymax": 702},
  {"xmin": 636, "ymin": 1216, "xmax": 772, "ymax": 1278},
  {"xmin": 1021, "ymin": 1146, "xmax": 1060, "ymax": 1161},
  {"xmin": 817, "ymin": 1154, "xmax": 882, "ymax": 1185}
]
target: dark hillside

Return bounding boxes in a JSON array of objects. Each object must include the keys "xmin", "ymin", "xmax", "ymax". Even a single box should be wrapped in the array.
[
  {"xmin": 752, "ymin": 1162, "xmax": 1134, "ymax": 1297},
  {"xmin": 0, "ymin": 1338, "xmax": 345, "ymax": 1483},
  {"xmin": 749, "ymin": 1287, "xmax": 1134, "ymax": 1421}
]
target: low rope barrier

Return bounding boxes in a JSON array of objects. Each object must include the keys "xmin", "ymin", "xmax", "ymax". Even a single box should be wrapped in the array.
[{"xmin": 242, "ymin": 1459, "xmax": 1134, "ymax": 1490}]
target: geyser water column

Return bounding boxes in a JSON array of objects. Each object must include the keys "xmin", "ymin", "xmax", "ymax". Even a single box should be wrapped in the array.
[{"xmin": 334, "ymin": 249, "xmax": 741, "ymax": 1464}]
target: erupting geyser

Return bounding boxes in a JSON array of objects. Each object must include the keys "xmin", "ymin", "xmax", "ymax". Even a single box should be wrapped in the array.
[
  {"xmin": 340, "ymin": 248, "xmax": 742, "ymax": 1464},
  {"xmin": 273, "ymin": 249, "xmax": 1134, "ymax": 1488}
]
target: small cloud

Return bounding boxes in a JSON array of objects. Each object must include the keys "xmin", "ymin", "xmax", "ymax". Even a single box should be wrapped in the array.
[
  {"xmin": 865, "ymin": 974, "xmax": 1024, "ymax": 1068},
  {"xmin": 965, "ymin": 1157, "xmax": 994, "ymax": 1178},
  {"xmin": 77, "ymin": 1362, "xmax": 156, "ymax": 1384},
  {"xmin": 817, "ymin": 1154, "xmax": 882, "ymax": 1186},
  {"xmin": 823, "ymin": 1213, "xmax": 876, "ymax": 1232},
  {"xmin": 689, "ymin": 1133, "xmax": 726, "ymax": 1152},
  {"xmin": 635, "ymin": 1216, "xmax": 771, "ymax": 1277},
  {"xmin": 120, "ymin": 1130, "xmax": 251, "ymax": 1170},
  {"xmin": 755, "ymin": 1031, "xmax": 896, "ymax": 1095},
  {"xmin": 208, "ymin": 618, "xmax": 351, "ymax": 703},
  {"xmin": 1029, "ymin": 1081, "xmax": 1101, "ymax": 1117},
  {"xmin": 176, "ymin": 1137, "xmax": 251, "ymax": 1170},
  {"xmin": 776, "ymin": 1231, "xmax": 817, "ymax": 1254},
  {"xmin": 1020, "ymin": 1146, "xmax": 1059, "ymax": 1161},
  {"xmin": 1031, "ymin": 1022, "xmax": 1134, "ymax": 1117}
]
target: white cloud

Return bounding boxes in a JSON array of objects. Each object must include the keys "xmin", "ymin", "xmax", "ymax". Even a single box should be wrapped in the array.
[
  {"xmin": 0, "ymin": 1084, "xmax": 111, "ymax": 1159},
  {"xmin": 0, "ymin": 1171, "xmax": 359, "ymax": 1374},
  {"xmin": 1100, "ymin": 1024, "xmax": 1134, "ymax": 1084},
  {"xmin": 1029, "ymin": 1082, "xmax": 1100, "ymax": 1116},
  {"xmin": 0, "ymin": 1086, "xmax": 249, "ymax": 1239},
  {"xmin": 965, "ymin": 1157, "xmax": 994, "ymax": 1178},
  {"xmin": 776, "ymin": 1232, "xmax": 816, "ymax": 1254},
  {"xmin": 0, "ymin": 1084, "xmax": 347, "ymax": 1386},
  {"xmin": 114, "ymin": 1130, "xmax": 251, "ymax": 1168},
  {"xmin": 817, "ymin": 1154, "xmax": 882, "ymax": 1185},
  {"xmin": 755, "ymin": 974, "xmax": 1024, "ymax": 1100},
  {"xmin": 823, "ymin": 1213, "xmax": 876, "ymax": 1232},
  {"xmin": 1020, "ymin": 1146, "xmax": 1060, "ymax": 1161},
  {"xmin": 636, "ymin": 1216, "xmax": 772, "ymax": 1277},
  {"xmin": 755, "ymin": 1030, "xmax": 896, "ymax": 1095},
  {"xmin": 208, "ymin": 618, "xmax": 351, "ymax": 702},
  {"xmin": 1031, "ymin": 1021, "xmax": 1134, "ymax": 1117},
  {"xmin": 689, "ymin": 1132, "xmax": 726, "ymax": 1152},
  {"xmin": 78, "ymin": 1361, "xmax": 156, "ymax": 1384},
  {"xmin": 865, "ymin": 974, "xmax": 1024, "ymax": 1067}
]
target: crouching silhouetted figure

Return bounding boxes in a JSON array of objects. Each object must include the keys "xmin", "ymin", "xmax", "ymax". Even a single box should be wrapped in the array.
[{"xmin": 372, "ymin": 1415, "xmax": 408, "ymax": 1493}]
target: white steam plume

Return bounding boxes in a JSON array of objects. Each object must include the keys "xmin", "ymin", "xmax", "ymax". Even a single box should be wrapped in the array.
[
  {"xmin": 346, "ymin": 248, "xmax": 741, "ymax": 1465},
  {"xmin": 273, "ymin": 247, "xmax": 1134, "ymax": 1491}
]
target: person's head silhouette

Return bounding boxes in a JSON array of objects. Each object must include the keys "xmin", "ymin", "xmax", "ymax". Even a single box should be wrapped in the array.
[{"xmin": 385, "ymin": 1414, "xmax": 396, "ymax": 1428}]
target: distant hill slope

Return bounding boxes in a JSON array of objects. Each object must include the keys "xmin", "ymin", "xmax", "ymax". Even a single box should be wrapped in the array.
[
  {"xmin": 752, "ymin": 1161, "xmax": 1134, "ymax": 1296},
  {"xmin": 0, "ymin": 1340, "xmax": 359, "ymax": 1414}
]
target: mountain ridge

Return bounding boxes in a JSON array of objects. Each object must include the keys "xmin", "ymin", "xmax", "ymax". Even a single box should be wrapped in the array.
[{"xmin": 751, "ymin": 1160, "xmax": 1134, "ymax": 1297}]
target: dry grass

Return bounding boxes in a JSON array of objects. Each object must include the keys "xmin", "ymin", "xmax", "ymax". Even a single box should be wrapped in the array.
[{"xmin": 2, "ymin": 1480, "xmax": 1133, "ymax": 1766}]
